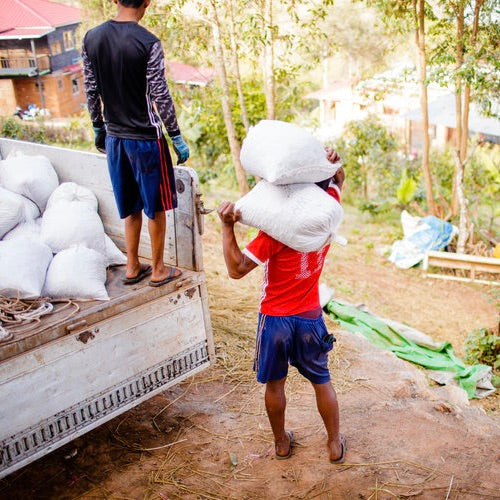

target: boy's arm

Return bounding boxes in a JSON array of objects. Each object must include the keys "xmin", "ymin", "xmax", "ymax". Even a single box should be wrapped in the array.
[
  {"xmin": 146, "ymin": 41, "xmax": 181, "ymax": 137},
  {"xmin": 218, "ymin": 202, "xmax": 257, "ymax": 279},
  {"xmin": 325, "ymin": 148, "xmax": 345, "ymax": 191},
  {"xmin": 146, "ymin": 41, "xmax": 189, "ymax": 163},
  {"xmin": 82, "ymin": 45, "xmax": 104, "ymax": 128},
  {"xmin": 82, "ymin": 44, "xmax": 106, "ymax": 153}
]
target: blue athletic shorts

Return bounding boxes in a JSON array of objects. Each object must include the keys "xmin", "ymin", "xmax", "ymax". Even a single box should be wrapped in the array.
[
  {"xmin": 105, "ymin": 135, "xmax": 178, "ymax": 219},
  {"xmin": 253, "ymin": 313, "xmax": 336, "ymax": 384}
]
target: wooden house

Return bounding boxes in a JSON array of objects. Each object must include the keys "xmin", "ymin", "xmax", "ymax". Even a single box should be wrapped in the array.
[{"xmin": 0, "ymin": 0, "xmax": 84, "ymax": 118}]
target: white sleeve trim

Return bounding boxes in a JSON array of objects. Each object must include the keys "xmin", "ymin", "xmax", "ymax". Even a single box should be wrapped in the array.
[
  {"xmin": 329, "ymin": 183, "xmax": 341, "ymax": 197},
  {"xmin": 242, "ymin": 248, "xmax": 265, "ymax": 266}
]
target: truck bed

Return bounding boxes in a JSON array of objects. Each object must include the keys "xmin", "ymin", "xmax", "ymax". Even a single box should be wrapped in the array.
[{"xmin": 0, "ymin": 265, "xmax": 200, "ymax": 362}]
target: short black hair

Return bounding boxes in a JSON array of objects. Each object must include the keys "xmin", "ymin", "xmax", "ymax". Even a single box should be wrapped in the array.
[
  {"xmin": 118, "ymin": 0, "xmax": 145, "ymax": 7},
  {"xmin": 315, "ymin": 178, "xmax": 331, "ymax": 191}
]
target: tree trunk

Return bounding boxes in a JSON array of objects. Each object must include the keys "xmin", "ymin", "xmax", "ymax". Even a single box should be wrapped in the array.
[
  {"xmin": 456, "ymin": 0, "xmax": 483, "ymax": 252},
  {"xmin": 455, "ymin": 159, "xmax": 469, "ymax": 253},
  {"xmin": 209, "ymin": 0, "xmax": 249, "ymax": 194},
  {"xmin": 229, "ymin": 0, "xmax": 250, "ymax": 133},
  {"xmin": 451, "ymin": 2, "xmax": 465, "ymax": 217},
  {"xmin": 413, "ymin": 0, "xmax": 436, "ymax": 215},
  {"xmin": 263, "ymin": 0, "xmax": 276, "ymax": 120}
]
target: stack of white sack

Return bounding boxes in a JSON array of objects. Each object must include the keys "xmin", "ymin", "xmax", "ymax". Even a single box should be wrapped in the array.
[
  {"xmin": 0, "ymin": 152, "xmax": 127, "ymax": 301},
  {"xmin": 42, "ymin": 245, "xmax": 109, "ymax": 301},
  {"xmin": 0, "ymin": 153, "xmax": 58, "ymax": 213},
  {"xmin": 0, "ymin": 236, "xmax": 53, "ymax": 299},
  {"xmin": 236, "ymin": 120, "xmax": 345, "ymax": 253}
]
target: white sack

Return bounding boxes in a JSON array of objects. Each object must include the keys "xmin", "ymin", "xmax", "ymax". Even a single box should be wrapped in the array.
[
  {"xmin": 3, "ymin": 218, "xmax": 41, "ymax": 242},
  {"xmin": 20, "ymin": 195, "xmax": 41, "ymax": 221},
  {"xmin": 0, "ymin": 237, "xmax": 52, "ymax": 299},
  {"xmin": 43, "ymin": 246, "xmax": 109, "ymax": 301},
  {"xmin": 240, "ymin": 120, "xmax": 341, "ymax": 184},
  {"xmin": 0, "ymin": 154, "xmax": 58, "ymax": 212},
  {"xmin": 0, "ymin": 187, "xmax": 24, "ymax": 238},
  {"xmin": 40, "ymin": 200, "xmax": 106, "ymax": 256},
  {"xmin": 235, "ymin": 180, "xmax": 344, "ymax": 253},
  {"xmin": 104, "ymin": 234, "xmax": 127, "ymax": 267},
  {"xmin": 46, "ymin": 182, "xmax": 98, "ymax": 212}
]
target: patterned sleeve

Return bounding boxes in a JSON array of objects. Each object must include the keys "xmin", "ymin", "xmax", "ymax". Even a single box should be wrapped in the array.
[
  {"xmin": 243, "ymin": 231, "xmax": 284, "ymax": 265},
  {"xmin": 146, "ymin": 41, "xmax": 180, "ymax": 137},
  {"xmin": 81, "ymin": 44, "xmax": 104, "ymax": 128}
]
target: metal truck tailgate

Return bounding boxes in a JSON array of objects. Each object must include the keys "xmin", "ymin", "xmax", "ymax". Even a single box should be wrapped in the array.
[{"xmin": 0, "ymin": 267, "xmax": 213, "ymax": 476}]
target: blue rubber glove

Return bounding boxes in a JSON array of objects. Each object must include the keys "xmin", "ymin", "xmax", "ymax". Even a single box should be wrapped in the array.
[
  {"xmin": 93, "ymin": 125, "xmax": 106, "ymax": 154},
  {"xmin": 171, "ymin": 134, "xmax": 190, "ymax": 164}
]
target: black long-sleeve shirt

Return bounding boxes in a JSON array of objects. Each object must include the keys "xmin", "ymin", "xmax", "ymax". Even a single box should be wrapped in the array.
[{"xmin": 82, "ymin": 20, "xmax": 180, "ymax": 140}]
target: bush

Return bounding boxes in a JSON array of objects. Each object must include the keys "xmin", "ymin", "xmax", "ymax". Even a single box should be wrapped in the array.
[
  {"xmin": 0, "ymin": 115, "xmax": 93, "ymax": 150},
  {"xmin": 463, "ymin": 327, "xmax": 500, "ymax": 371},
  {"xmin": 0, "ymin": 117, "xmax": 46, "ymax": 143},
  {"xmin": 331, "ymin": 116, "xmax": 417, "ymax": 204}
]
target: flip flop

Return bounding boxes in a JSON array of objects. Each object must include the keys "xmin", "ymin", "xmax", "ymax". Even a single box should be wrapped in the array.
[
  {"xmin": 275, "ymin": 430, "xmax": 293, "ymax": 460},
  {"xmin": 329, "ymin": 433, "xmax": 347, "ymax": 464},
  {"xmin": 121, "ymin": 264, "xmax": 152, "ymax": 285},
  {"xmin": 148, "ymin": 267, "xmax": 182, "ymax": 287}
]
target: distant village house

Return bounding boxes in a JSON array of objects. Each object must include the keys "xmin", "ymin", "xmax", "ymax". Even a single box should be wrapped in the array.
[
  {"xmin": 0, "ymin": 0, "xmax": 84, "ymax": 118},
  {"xmin": 307, "ymin": 67, "xmax": 500, "ymax": 152}
]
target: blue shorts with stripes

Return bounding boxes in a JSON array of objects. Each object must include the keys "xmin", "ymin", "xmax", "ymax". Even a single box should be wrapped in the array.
[
  {"xmin": 253, "ymin": 313, "xmax": 336, "ymax": 385},
  {"xmin": 105, "ymin": 135, "xmax": 178, "ymax": 219}
]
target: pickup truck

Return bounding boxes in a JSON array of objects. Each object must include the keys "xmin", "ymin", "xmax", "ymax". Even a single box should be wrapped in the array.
[{"xmin": 0, "ymin": 138, "xmax": 215, "ymax": 479}]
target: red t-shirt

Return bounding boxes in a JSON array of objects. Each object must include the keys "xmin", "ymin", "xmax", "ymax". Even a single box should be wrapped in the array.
[{"xmin": 243, "ymin": 185, "xmax": 340, "ymax": 316}]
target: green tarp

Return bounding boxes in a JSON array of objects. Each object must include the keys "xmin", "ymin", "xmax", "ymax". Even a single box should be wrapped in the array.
[{"xmin": 325, "ymin": 300, "xmax": 490, "ymax": 399}]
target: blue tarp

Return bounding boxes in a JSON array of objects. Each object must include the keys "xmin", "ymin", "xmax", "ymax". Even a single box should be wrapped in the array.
[{"xmin": 389, "ymin": 213, "xmax": 456, "ymax": 269}]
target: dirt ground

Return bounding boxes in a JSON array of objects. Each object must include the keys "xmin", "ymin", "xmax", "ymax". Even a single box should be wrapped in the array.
[{"xmin": 1, "ymin": 199, "xmax": 499, "ymax": 499}]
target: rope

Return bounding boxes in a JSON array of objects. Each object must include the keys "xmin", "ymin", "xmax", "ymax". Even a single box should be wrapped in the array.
[
  {"xmin": 14, "ymin": 301, "xmax": 53, "ymax": 321},
  {"xmin": 0, "ymin": 296, "xmax": 79, "ymax": 341},
  {"xmin": 0, "ymin": 324, "xmax": 13, "ymax": 342}
]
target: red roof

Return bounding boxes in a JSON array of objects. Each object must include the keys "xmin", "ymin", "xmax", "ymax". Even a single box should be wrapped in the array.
[
  {"xmin": 165, "ymin": 60, "xmax": 215, "ymax": 86},
  {"xmin": 0, "ymin": 0, "xmax": 80, "ymax": 39}
]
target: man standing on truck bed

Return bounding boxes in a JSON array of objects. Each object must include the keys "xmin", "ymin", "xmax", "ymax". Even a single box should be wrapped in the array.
[
  {"xmin": 82, "ymin": 0, "xmax": 187, "ymax": 287},
  {"xmin": 217, "ymin": 149, "xmax": 347, "ymax": 464}
]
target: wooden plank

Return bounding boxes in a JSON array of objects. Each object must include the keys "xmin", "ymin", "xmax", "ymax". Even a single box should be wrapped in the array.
[
  {"xmin": 427, "ymin": 251, "xmax": 500, "ymax": 267},
  {"xmin": 426, "ymin": 273, "xmax": 500, "ymax": 287},
  {"xmin": 423, "ymin": 250, "xmax": 500, "ymax": 285}
]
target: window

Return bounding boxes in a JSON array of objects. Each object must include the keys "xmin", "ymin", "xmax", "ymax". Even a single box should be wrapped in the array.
[
  {"xmin": 51, "ymin": 40, "xmax": 62, "ymax": 55},
  {"xmin": 63, "ymin": 31, "xmax": 75, "ymax": 51},
  {"xmin": 71, "ymin": 76, "xmax": 80, "ymax": 95},
  {"xmin": 58, "ymin": 78, "xmax": 63, "ymax": 90}
]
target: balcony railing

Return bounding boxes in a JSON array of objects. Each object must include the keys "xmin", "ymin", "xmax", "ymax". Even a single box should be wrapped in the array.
[{"xmin": 0, "ymin": 55, "xmax": 50, "ymax": 76}]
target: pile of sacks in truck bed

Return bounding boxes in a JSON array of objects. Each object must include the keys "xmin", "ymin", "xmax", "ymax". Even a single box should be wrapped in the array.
[
  {"xmin": 0, "ymin": 152, "xmax": 126, "ymax": 301},
  {"xmin": 235, "ymin": 119, "xmax": 344, "ymax": 252}
]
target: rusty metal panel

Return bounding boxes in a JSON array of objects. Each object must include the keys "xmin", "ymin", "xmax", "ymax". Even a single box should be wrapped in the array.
[{"xmin": 0, "ymin": 282, "xmax": 208, "ymax": 438}]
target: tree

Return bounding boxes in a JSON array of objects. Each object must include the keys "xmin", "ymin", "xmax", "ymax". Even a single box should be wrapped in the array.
[
  {"xmin": 319, "ymin": 0, "xmax": 409, "ymax": 81},
  {"xmin": 334, "ymin": 116, "xmax": 400, "ymax": 201},
  {"xmin": 228, "ymin": 0, "xmax": 250, "ymax": 132},
  {"xmin": 208, "ymin": 0, "xmax": 249, "ymax": 193},
  {"xmin": 364, "ymin": 0, "xmax": 438, "ymax": 216},
  {"xmin": 430, "ymin": 0, "xmax": 499, "ymax": 251}
]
